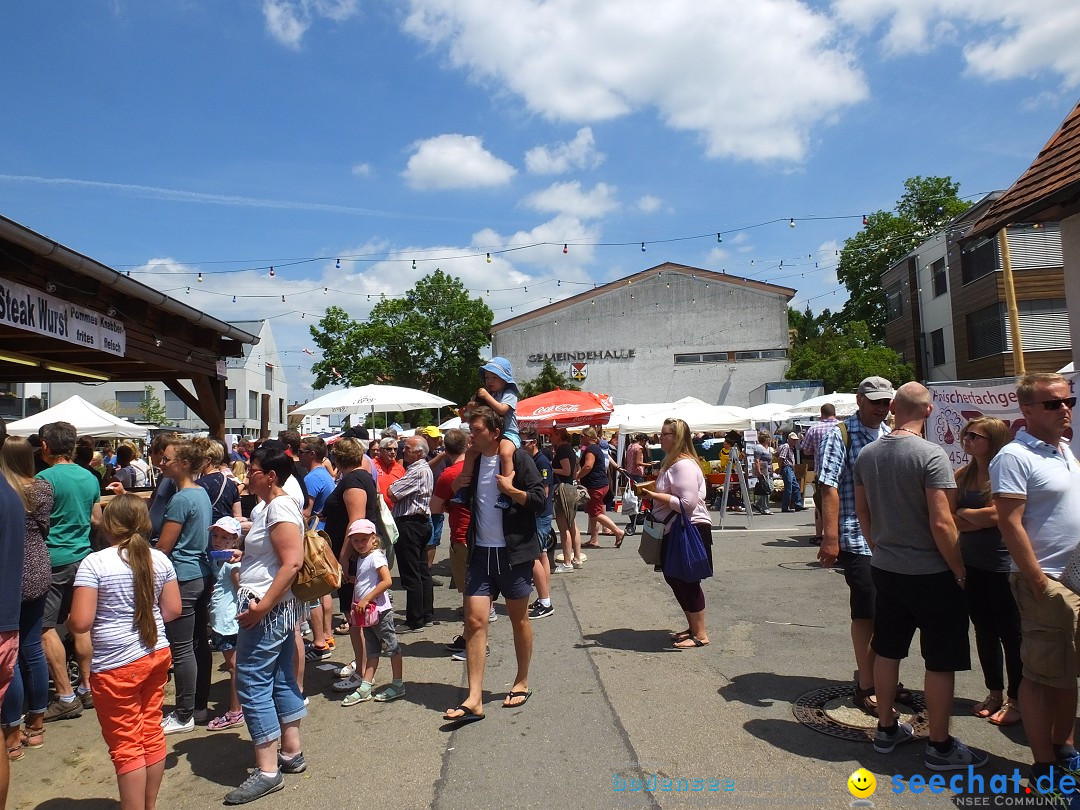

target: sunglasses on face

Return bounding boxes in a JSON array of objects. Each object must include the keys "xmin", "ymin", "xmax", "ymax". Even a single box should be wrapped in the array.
[
  {"xmin": 961, "ymin": 432, "xmax": 988, "ymax": 442},
  {"xmin": 1034, "ymin": 397, "xmax": 1077, "ymax": 411}
]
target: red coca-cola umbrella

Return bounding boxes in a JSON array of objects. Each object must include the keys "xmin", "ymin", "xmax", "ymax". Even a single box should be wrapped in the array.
[{"xmin": 515, "ymin": 389, "xmax": 614, "ymax": 430}]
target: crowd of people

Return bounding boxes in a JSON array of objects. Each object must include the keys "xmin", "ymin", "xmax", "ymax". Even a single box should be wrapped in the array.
[{"xmin": 2, "ymin": 363, "xmax": 1078, "ymax": 805}]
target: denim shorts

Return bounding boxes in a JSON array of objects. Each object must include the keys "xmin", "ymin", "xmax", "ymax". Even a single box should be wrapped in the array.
[
  {"xmin": 536, "ymin": 514, "xmax": 554, "ymax": 553},
  {"xmin": 362, "ymin": 608, "xmax": 400, "ymax": 658},
  {"xmin": 210, "ymin": 632, "xmax": 237, "ymax": 652},
  {"xmin": 465, "ymin": 546, "xmax": 534, "ymax": 602}
]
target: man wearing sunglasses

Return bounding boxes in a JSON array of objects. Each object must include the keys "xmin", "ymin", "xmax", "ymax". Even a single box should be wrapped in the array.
[{"xmin": 990, "ymin": 372, "xmax": 1080, "ymax": 789}]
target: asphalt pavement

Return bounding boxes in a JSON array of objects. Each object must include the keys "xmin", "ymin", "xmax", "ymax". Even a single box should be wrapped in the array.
[{"xmin": 8, "ymin": 507, "xmax": 1045, "ymax": 809}]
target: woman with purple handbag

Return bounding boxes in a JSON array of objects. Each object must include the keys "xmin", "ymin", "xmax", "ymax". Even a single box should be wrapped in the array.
[{"xmin": 637, "ymin": 418, "xmax": 713, "ymax": 650}]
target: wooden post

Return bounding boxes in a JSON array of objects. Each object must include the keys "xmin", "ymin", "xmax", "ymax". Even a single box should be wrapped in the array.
[{"xmin": 998, "ymin": 228, "xmax": 1026, "ymax": 375}]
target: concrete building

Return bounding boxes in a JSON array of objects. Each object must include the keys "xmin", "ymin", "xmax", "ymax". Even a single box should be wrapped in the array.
[
  {"xmin": 490, "ymin": 262, "xmax": 795, "ymax": 406},
  {"xmin": 50, "ymin": 320, "xmax": 288, "ymax": 437},
  {"xmin": 883, "ymin": 194, "xmax": 1069, "ymax": 381}
]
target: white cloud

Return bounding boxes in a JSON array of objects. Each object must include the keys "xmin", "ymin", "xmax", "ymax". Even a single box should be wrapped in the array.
[
  {"xmin": 831, "ymin": 0, "xmax": 1080, "ymax": 87},
  {"xmin": 403, "ymin": 134, "xmax": 517, "ymax": 190},
  {"xmin": 262, "ymin": 0, "xmax": 359, "ymax": 50},
  {"xmin": 521, "ymin": 181, "xmax": 617, "ymax": 219},
  {"xmin": 351, "ymin": 162, "xmax": 372, "ymax": 177},
  {"xmin": 636, "ymin": 195, "xmax": 663, "ymax": 214},
  {"xmin": 403, "ymin": 0, "xmax": 867, "ymax": 162},
  {"xmin": 524, "ymin": 127, "xmax": 605, "ymax": 174}
]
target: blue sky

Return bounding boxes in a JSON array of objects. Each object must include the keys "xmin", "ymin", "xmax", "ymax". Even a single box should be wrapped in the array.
[{"xmin": 2, "ymin": 1, "xmax": 1079, "ymax": 404}]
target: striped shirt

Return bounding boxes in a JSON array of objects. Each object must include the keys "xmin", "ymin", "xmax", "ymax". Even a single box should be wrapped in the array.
[
  {"xmin": 815, "ymin": 413, "xmax": 890, "ymax": 556},
  {"xmin": 74, "ymin": 546, "xmax": 176, "ymax": 673},
  {"xmin": 389, "ymin": 459, "xmax": 433, "ymax": 518}
]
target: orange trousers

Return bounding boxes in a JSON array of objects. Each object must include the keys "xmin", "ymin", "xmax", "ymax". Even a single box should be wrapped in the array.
[{"xmin": 90, "ymin": 646, "xmax": 172, "ymax": 775}]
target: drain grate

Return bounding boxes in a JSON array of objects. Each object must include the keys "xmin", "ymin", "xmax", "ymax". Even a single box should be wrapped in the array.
[{"xmin": 792, "ymin": 683, "xmax": 928, "ymax": 742}]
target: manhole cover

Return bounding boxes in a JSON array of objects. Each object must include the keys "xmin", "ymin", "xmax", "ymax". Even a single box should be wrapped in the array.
[{"xmin": 793, "ymin": 683, "xmax": 928, "ymax": 742}]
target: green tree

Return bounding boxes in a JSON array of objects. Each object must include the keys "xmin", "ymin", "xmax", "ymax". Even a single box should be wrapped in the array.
[
  {"xmin": 787, "ymin": 305, "xmax": 836, "ymax": 345},
  {"xmin": 837, "ymin": 176, "xmax": 971, "ymax": 339},
  {"xmin": 519, "ymin": 358, "xmax": 580, "ymax": 398},
  {"xmin": 308, "ymin": 270, "xmax": 493, "ymax": 406},
  {"xmin": 139, "ymin": 385, "xmax": 167, "ymax": 424},
  {"xmin": 786, "ymin": 320, "xmax": 915, "ymax": 394}
]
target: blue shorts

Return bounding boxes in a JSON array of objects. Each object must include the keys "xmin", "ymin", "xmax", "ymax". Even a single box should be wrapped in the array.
[
  {"xmin": 428, "ymin": 513, "xmax": 445, "ymax": 547},
  {"xmin": 465, "ymin": 546, "xmax": 534, "ymax": 602},
  {"xmin": 503, "ymin": 432, "xmax": 521, "ymax": 449},
  {"xmin": 536, "ymin": 514, "xmax": 554, "ymax": 553},
  {"xmin": 211, "ymin": 631, "xmax": 237, "ymax": 652}
]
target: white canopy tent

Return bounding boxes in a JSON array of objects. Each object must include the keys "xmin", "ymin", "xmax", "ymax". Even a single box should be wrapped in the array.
[
  {"xmin": 5, "ymin": 395, "xmax": 147, "ymax": 439},
  {"xmin": 612, "ymin": 397, "xmax": 753, "ymax": 434},
  {"xmin": 744, "ymin": 402, "xmax": 793, "ymax": 423},
  {"xmin": 786, "ymin": 392, "xmax": 858, "ymax": 418},
  {"xmin": 291, "ymin": 384, "xmax": 455, "ymax": 417}
]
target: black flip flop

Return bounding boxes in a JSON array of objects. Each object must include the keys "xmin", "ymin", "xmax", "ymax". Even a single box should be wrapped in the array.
[
  {"xmin": 443, "ymin": 705, "xmax": 485, "ymax": 726},
  {"xmin": 669, "ymin": 636, "xmax": 709, "ymax": 650},
  {"xmin": 502, "ymin": 690, "xmax": 531, "ymax": 709}
]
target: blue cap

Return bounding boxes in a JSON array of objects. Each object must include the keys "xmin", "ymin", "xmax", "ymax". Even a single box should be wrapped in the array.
[{"xmin": 480, "ymin": 357, "xmax": 516, "ymax": 386}]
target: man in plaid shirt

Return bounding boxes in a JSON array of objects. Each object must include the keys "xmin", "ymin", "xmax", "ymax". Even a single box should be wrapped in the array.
[
  {"xmin": 815, "ymin": 377, "xmax": 894, "ymax": 712},
  {"xmin": 800, "ymin": 404, "xmax": 840, "ymax": 544}
]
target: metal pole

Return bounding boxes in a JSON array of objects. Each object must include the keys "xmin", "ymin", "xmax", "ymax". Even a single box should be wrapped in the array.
[{"xmin": 998, "ymin": 228, "xmax": 1026, "ymax": 375}]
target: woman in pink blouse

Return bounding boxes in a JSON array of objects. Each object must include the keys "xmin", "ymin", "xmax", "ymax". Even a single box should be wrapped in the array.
[{"xmin": 639, "ymin": 418, "xmax": 713, "ymax": 649}]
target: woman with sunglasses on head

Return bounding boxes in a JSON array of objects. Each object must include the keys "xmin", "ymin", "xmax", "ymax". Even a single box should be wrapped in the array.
[
  {"xmin": 953, "ymin": 417, "xmax": 1021, "ymax": 727},
  {"xmin": 637, "ymin": 418, "xmax": 712, "ymax": 650},
  {"xmin": 226, "ymin": 442, "xmax": 306, "ymax": 805}
]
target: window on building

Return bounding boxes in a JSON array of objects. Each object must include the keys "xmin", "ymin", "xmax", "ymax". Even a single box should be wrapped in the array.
[
  {"xmin": 278, "ymin": 398, "xmax": 285, "ymax": 424},
  {"xmin": 967, "ymin": 303, "xmax": 1007, "ymax": 359},
  {"xmin": 114, "ymin": 390, "xmax": 145, "ymax": 418},
  {"xmin": 225, "ymin": 388, "xmax": 236, "ymax": 419},
  {"xmin": 164, "ymin": 391, "xmax": 187, "ymax": 421},
  {"xmin": 249, "ymin": 390, "xmax": 259, "ymax": 419},
  {"xmin": 961, "ymin": 239, "xmax": 998, "ymax": 284},
  {"xmin": 930, "ymin": 329, "xmax": 946, "ymax": 366},
  {"xmin": 885, "ymin": 283, "xmax": 903, "ymax": 322},
  {"xmin": 733, "ymin": 349, "xmax": 789, "ymax": 361},
  {"xmin": 265, "ymin": 364, "xmax": 274, "ymax": 390},
  {"xmin": 1014, "ymin": 298, "xmax": 1070, "ymax": 351},
  {"xmin": 931, "ymin": 258, "xmax": 948, "ymax": 298}
]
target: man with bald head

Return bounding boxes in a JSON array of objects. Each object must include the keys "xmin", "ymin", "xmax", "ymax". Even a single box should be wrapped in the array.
[{"xmin": 853, "ymin": 382, "xmax": 986, "ymax": 770}]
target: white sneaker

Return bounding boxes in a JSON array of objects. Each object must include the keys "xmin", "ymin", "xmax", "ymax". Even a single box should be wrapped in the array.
[
  {"xmin": 489, "ymin": 605, "xmax": 498, "ymax": 623},
  {"xmin": 553, "ymin": 563, "xmax": 574, "ymax": 573},
  {"xmin": 161, "ymin": 712, "xmax": 195, "ymax": 735},
  {"xmin": 338, "ymin": 660, "xmax": 356, "ymax": 679},
  {"xmin": 333, "ymin": 674, "xmax": 364, "ymax": 693}
]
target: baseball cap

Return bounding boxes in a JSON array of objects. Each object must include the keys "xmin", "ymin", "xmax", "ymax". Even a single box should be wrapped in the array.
[
  {"xmin": 480, "ymin": 357, "xmax": 516, "ymax": 386},
  {"xmin": 788, "ymin": 432, "xmax": 799, "ymax": 440},
  {"xmin": 347, "ymin": 518, "xmax": 377, "ymax": 537},
  {"xmin": 212, "ymin": 516, "xmax": 242, "ymax": 537},
  {"xmin": 419, "ymin": 426, "xmax": 442, "ymax": 438},
  {"xmin": 857, "ymin": 376, "xmax": 895, "ymax": 401}
]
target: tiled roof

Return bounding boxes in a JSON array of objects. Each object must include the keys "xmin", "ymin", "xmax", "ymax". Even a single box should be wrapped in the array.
[{"xmin": 969, "ymin": 100, "xmax": 1080, "ymax": 238}]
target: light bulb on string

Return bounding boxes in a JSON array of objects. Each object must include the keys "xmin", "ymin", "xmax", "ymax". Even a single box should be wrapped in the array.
[
  {"xmin": 557, "ymin": 280, "xmax": 561, "ymax": 287},
  {"xmin": 412, "ymin": 259, "xmax": 417, "ymax": 270},
  {"xmin": 789, "ymin": 218, "xmax": 795, "ymax": 229},
  {"xmin": 232, "ymin": 295, "xmax": 237, "ymax": 303},
  {"xmin": 486, "ymin": 253, "xmax": 491, "ymax": 263},
  {"xmin": 562, "ymin": 244, "xmax": 568, "ymax": 254},
  {"xmin": 268, "ymin": 266, "xmax": 275, "ymax": 277},
  {"xmin": 323, "ymin": 287, "xmax": 328, "ymax": 294},
  {"xmin": 186, "ymin": 286, "xmax": 190, "ymax": 294},
  {"xmin": 717, "ymin": 233, "xmax": 722, "ymax": 243},
  {"xmin": 197, "ymin": 272, "xmax": 203, "ymax": 283},
  {"xmin": 281, "ymin": 295, "xmax": 285, "ymax": 302},
  {"xmin": 641, "ymin": 242, "xmax": 646, "ymax": 252},
  {"xmin": 862, "ymin": 214, "xmax": 868, "ymax": 226}
]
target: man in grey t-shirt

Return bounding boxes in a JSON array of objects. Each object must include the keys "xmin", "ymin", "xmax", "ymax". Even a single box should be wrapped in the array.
[{"xmin": 853, "ymin": 382, "xmax": 986, "ymax": 771}]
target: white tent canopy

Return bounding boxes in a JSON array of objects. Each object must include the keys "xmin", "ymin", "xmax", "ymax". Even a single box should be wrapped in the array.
[
  {"xmin": 290, "ymin": 384, "xmax": 455, "ymax": 418},
  {"xmin": 786, "ymin": 392, "xmax": 858, "ymax": 418},
  {"xmin": 745, "ymin": 402, "xmax": 793, "ymax": 423},
  {"xmin": 612, "ymin": 397, "xmax": 753, "ymax": 433},
  {"xmin": 5, "ymin": 395, "xmax": 147, "ymax": 439}
]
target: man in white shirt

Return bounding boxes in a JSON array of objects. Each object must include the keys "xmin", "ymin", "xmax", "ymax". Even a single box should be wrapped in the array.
[
  {"xmin": 991, "ymin": 372, "xmax": 1080, "ymax": 788},
  {"xmin": 443, "ymin": 407, "xmax": 546, "ymax": 725}
]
